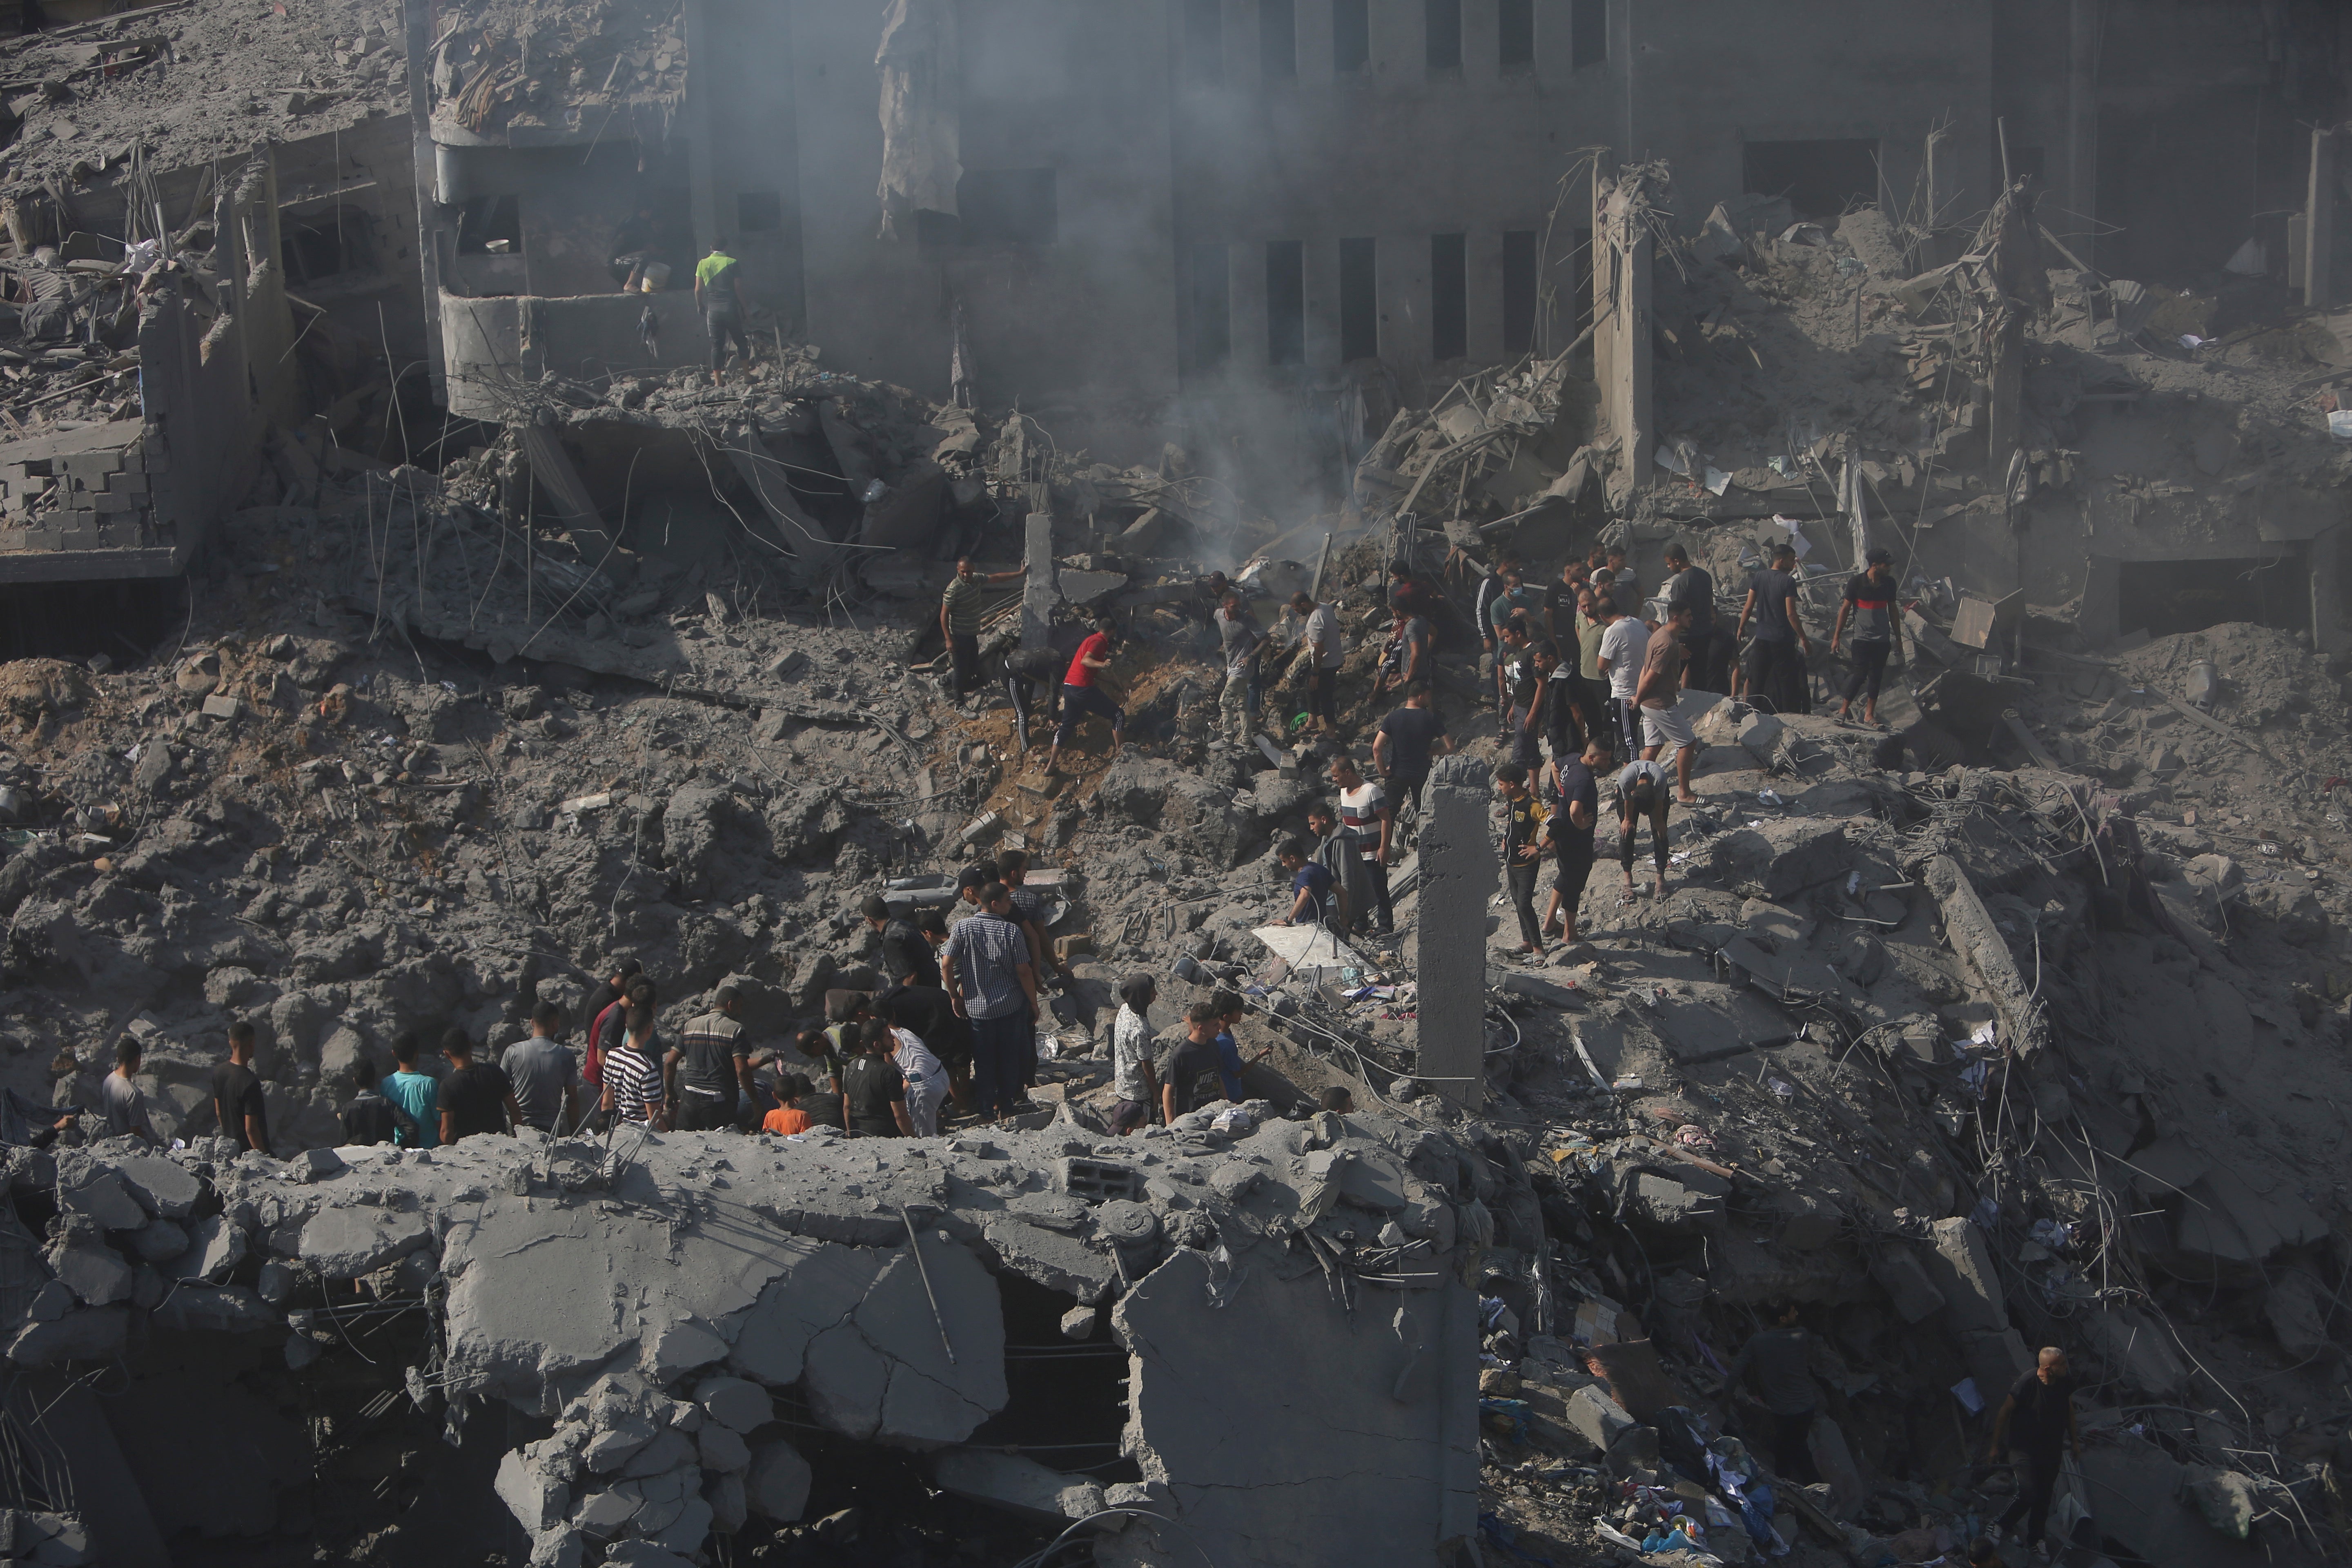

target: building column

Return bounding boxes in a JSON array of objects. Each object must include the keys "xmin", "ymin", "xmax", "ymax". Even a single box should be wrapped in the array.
[
  {"xmin": 2307, "ymin": 125, "xmax": 2341, "ymax": 310},
  {"xmin": 2063, "ymin": 0, "xmax": 2099, "ymax": 270},
  {"xmin": 1413, "ymin": 754, "xmax": 1497, "ymax": 1111}
]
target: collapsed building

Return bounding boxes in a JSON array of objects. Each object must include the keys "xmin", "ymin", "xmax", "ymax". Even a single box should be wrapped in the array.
[{"xmin": 0, "ymin": 2, "xmax": 2345, "ymax": 1567}]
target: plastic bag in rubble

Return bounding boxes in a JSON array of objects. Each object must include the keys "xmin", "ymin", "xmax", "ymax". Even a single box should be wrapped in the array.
[
  {"xmin": 1211, "ymin": 1105, "xmax": 1258, "ymax": 1136},
  {"xmin": 1036, "ymin": 1029, "xmax": 1062, "ymax": 1060}
]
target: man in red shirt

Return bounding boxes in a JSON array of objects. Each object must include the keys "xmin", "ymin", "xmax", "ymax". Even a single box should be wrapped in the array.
[{"xmin": 1046, "ymin": 620, "xmax": 1124, "ymax": 775}]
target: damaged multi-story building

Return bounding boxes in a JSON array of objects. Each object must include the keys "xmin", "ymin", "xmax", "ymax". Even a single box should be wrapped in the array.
[{"xmin": 0, "ymin": 3, "xmax": 2344, "ymax": 1568}]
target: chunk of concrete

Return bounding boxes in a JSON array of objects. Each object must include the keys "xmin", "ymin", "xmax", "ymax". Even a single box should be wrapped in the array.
[
  {"xmin": 496, "ymin": 1443, "xmax": 573, "ymax": 1533},
  {"xmin": 696, "ymin": 1423, "xmax": 750, "ymax": 1474},
  {"xmin": 744, "ymin": 1440, "xmax": 812, "ymax": 1522},
  {"xmin": 1709, "ymin": 818, "xmax": 1852, "ymax": 901},
  {"xmin": 60, "ymin": 1171, "xmax": 146, "ymax": 1231},
  {"xmin": 933, "ymin": 1449, "xmax": 1109, "ymax": 1527},
  {"xmin": 1562, "ymin": 1384, "xmax": 1639, "ymax": 1452},
  {"xmin": 50, "ymin": 1243, "xmax": 133, "ymax": 1306},
  {"xmin": 1868, "ymin": 1246, "xmax": 1947, "ymax": 1325},
  {"xmin": 1923, "ymin": 1217, "xmax": 2005, "ymax": 1333},
  {"xmin": 169, "ymin": 1222, "xmax": 249, "ymax": 1278},
  {"xmin": 1958, "ymin": 1327, "xmax": 2033, "ymax": 1398},
  {"xmin": 1628, "ymin": 1172, "xmax": 1723, "ymax": 1235},
  {"xmin": 1771, "ymin": 1192, "xmax": 1837, "ymax": 1251},
  {"xmin": 693, "ymin": 1376, "xmax": 772, "ymax": 1435},
  {"xmin": 130, "ymin": 1220, "xmax": 188, "ymax": 1263},
  {"xmin": 1736, "ymin": 711, "xmax": 1784, "ymax": 766},
  {"xmin": 110, "ymin": 1154, "xmax": 201, "ymax": 1220},
  {"xmin": 9, "ymin": 1306, "xmax": 129, "ymax": 1366},
  {"xmin": 298, "ymin": 1205, "xmax": 430, "ymax": 1278}
]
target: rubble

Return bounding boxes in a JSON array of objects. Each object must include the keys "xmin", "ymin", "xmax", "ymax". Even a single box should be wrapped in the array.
[{"xmin": 0, "ymin": 5, "xmax": 2339, "ymax": 1564}]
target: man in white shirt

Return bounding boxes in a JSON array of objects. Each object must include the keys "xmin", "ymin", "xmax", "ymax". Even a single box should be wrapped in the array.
[
  {"xmin": 1595, "ymin": 593, "xmax": 1650, "ymax": 767},
  {"xmin": 1330, "ymin": 753, "xmax": 1395, "ymax": 936}
]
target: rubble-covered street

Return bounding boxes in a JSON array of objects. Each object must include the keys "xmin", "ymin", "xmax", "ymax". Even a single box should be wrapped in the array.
[{"xmin": 0, "ymin": 3, "xmax": 2348, "ymax": 1567}]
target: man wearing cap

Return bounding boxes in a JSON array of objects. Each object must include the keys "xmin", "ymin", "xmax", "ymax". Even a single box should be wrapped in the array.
[{"xmin": 1832, "ymin": 547, "xmax": 1899, "ymax": 728}]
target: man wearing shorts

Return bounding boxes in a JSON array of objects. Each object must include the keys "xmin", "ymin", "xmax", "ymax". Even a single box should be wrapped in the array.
[
  {"xmin": 1047, "ymin": 620, "xmax": 1123, "ymax": 774},
  {"xmin": 1636, "ymin": 601, "xmax": 1699, "ymax": 804}
]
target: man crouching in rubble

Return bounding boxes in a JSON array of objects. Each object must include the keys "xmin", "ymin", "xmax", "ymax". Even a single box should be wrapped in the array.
[{"xmin": 1987, "ymin": 1347, "xmax": 2080, "ymax": 1561}]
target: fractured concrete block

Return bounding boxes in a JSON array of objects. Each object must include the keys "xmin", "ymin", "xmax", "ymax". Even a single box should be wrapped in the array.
[
  {"xmin": 744, "ymin": 1439, "xmax": 812, "ymax": 1522},
  {"xmin": 1868, "ymin": 1246, "xmax": 1947, "ymax": 1325},
  {"xmin": 496, "ymin": 1443, "xmax": 572, "ymax": 1532},
  {"xmin": 1924, "ymin": 1217, "xmax": 2006, "ymax": 1333},
  {"xmin": 934, "ymin": 1448, "xmax": 1109, "ymax": 1527},
  {"xmin": 693, "ymin": 1375, "xmax": 772, "ymax": 1434}
]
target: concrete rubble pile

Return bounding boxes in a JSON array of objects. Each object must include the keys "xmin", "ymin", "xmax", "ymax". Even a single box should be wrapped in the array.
[{"xmin": 0, "ymin": 5, "xmax": 2339, "ymax": 1559}]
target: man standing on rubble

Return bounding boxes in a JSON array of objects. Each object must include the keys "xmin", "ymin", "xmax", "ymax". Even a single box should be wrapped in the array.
[
  {"xmin": 1987, "ymin": 1347, "xmax": 2080, "ymax": 1560},
  {"xmin": 382, "ymin": 1033, "xmax": 439, "ymax": 1149},
  {"xmin": 1737, "ymin": 542, "xmax": 1811, "ymax": 714},
  {"xmin": 1636, "ymin": 602, "xmax": 1701, "ymax": 805},
  {"xmin": 693, "ymin": 239, "xmax": 753, "ymax": 376},
  {"xmin": 940, "ymin": 882, "xmax": 1040, "ymax": 1123},
  {"xmin": 1494, "ymin": 764, "xmax": 1550, "ymax": 956},
  {"xmin": 1662, "ymin": 543, "xmax": 1721, "ymax": 693},
  {"xmin": 668, "ymin": 987, "xmax": 755, "ymax": 1133},
  {"xmin": 1832, "ymin": 547, "xmax": 1899, "ymax": 728},
  {"xmin": 438, "ymin": 1030, "xmax": 523, "ymax": 1144},
  {"xmin": 863, "ymin": 894, "xmax": 933, "ymax": 988},
  {"xmin": 1596, "ymin": 593, "xmax": 1649, "ymax": 765},
  {"xmin": 941, "ymin": 557, "xmax": 1028, "ymax": 700},
  {"xmin": 1543, "ymin": 739, "xmax": 1607, "ymax": 943},
  {"xmin": 1486, "ymin": 563, "xmax": 1542, "ymax": 727},
  {"xmin": 103, "ymin": 1037, "xmax": 158, "ymax": 1145},
  {"xmin": 212, "ymin": 1020, "xmax": 269, "ymax": 1154},
  {"xmin": 502, "ymin": 1003, "xmax": 581, "ymax": 1136},
  {"xmin": 1373, "ymin": 682, "xmax": 1450, "ymax": 818},
  {"xmin": 1572, "ymin": 584, "xmax": 1615, "ymax": 757},
  {"xmin": 1475, "ymin": 552, "xmax": 1521, "ymax": 717},
  {"xmin": 1729, "ymin": 1303, "xmax": 1822, "ymax": 1486},
  {"xmin": 1215, "ymin": 591, "xmax": 1265, "ymax": 751},
  {"xmin": 1546, "ymin": 559, "xmax": 1590, "ymax": 653},
  {"xmin": 1331, "ymin": 753, "xmax": 1396, "ymax": 936},
  {"xmin": 1291, "ymin": 590, "xmax": 1344, "ymax": 737},
  {"xmin": 1047, "ymin": 619, "xmax": 1124, "ymax": 775}
]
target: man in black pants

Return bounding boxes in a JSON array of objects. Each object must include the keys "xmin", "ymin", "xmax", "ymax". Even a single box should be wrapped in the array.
[
  {"xmin": 1372, "ymin": 682, "xmax": 1449, "ymax": 817},
  {"xmin": 940, "ymin": 557, "xmax": 1027, "ymax": 700},
  {"xmin": 1730, "ymin": 1303, "xmax": 1822, "ymax": 1486},
  {"xmin": 1003, "ymin": 644, "xmax": 1062, "ymax": 751},
  {"xmin": 1832, "ymin": 546, "xmax": 1898, "ymax": 728},
  {"xmin": 1493, "ymin": 763, "xmax": 1548, "ymax": 956},
  {"xmin": 1615, "ymin": 760, "xmax": 1675, "ymax": 902},
  {"xmin": 668, "ymin": 986, "xmax": 754, "ymax": 1131},
  {"xmin": 1330, "ymin": 752, "xmax": 1395, "ymax": 936},
  {"xmin": 1544, "ymin": 739, "xmax": 1605, "ymax": 943},
  {"xmin": 1988, "ymin": 1347, "xmax": 2080, "ymax": 1557}
]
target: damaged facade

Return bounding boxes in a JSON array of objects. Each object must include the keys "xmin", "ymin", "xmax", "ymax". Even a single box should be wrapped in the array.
[{"xmin": 0, "ymin": 2, "xmax": 2345, "ymax": 1568}]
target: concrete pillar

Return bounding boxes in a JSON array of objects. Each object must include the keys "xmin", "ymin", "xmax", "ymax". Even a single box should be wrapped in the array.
[
  {"xmin": 1021, "ymin": 512, "xmax": 1055, "ymax": 648},
  {"xmin": 399, "ymin": 0, "xmax": 448, "ymax": 401},
  {"xmin": 683, "ymin": 0, "xmax": 718, "ymax": 259},
  {"xmin": 1596, "ymin": 176, "xmax": 1653, "ymax": 502},
  {"xmin": 2306, "ymin": 126, "xmax": 2340, "ymax": 310},
  {"xmin": 2312, "ymin": 528, "xmax": 2347, "ymax": 655},
  {"xmin": 1412, "ymin": 754, "xmax": 1497, "ymax": 1111},
  {"xmin": 2063, "ymin": 0, "xmax": 2099, "ymax": 271}
]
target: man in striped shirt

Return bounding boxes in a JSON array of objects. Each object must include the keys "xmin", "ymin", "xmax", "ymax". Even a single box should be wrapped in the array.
[
  {"xmin": 940, "ymin": 557, "xmax": 1027, "ymax": 698},
  {"xmin": 601, "ymin": 1004, "xmax": 667, "ymax": 1129}
]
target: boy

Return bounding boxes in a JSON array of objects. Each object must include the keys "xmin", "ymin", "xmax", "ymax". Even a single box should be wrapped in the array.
[{"xmin": 1276, "ymin": 836, "xmax": 1338, "ymax": 932}]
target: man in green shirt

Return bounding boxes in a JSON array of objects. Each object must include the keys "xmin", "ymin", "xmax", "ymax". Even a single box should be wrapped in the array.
[
  {"xmin": 939, "ymin": 556, "xmax": 1027, "ymax": 699},
  {"xmin": 693, "ymin": 241, "xmax": 752, "ymax": 375}
]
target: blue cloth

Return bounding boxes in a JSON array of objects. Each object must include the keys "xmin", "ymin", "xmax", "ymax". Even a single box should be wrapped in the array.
[
  {"xmin": 1291, "ymin": 861, "xmax": 1334, "ymax": 924},
  {"xmin": 380, "ymin": 1070, "xmax": 440, "ymax": 1148},
  {"xmin": 1212, "ymin": 1030, "xmax": 1245, "ymax": 1102}
]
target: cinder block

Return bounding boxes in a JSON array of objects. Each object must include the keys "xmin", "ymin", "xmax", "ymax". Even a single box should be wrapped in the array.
[
  {"xmin": 106, "ymin": 472, "xmax": 147, "ymax": 495},
  {"xmin": 1053, "ymin": 933, "xmax": 1093, "ymax": 962},
  {"xmin": 118, "ymin": 448, "xmax": 143, "ymax": 474},
  {"xmin": 95, "ymin": 491, "xmax": 131, "ymax": 513},
  {"xmin": 201, "ymin": 694, "xmax": 242, "ymax": 721}
]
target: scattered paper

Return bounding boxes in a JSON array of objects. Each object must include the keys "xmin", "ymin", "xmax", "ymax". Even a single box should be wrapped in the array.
[{"xmin": 1704, "ymin": 466, "xmax": 1733, "ymax": 495}]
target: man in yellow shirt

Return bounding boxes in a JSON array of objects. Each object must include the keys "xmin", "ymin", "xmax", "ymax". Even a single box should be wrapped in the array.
[{"xmin": 693, "ymin": 242, "xmax": 752, "ymax": 375}]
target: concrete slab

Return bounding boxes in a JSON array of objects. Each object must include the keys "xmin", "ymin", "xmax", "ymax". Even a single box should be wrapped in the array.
[
  {"xmin": 1644, "ymin": 982, "xmax": 1798, "ymax": 1062},
  {"xmin": 934, "ymin": 1449, "xmax": 1108, "ymax": 1526}
]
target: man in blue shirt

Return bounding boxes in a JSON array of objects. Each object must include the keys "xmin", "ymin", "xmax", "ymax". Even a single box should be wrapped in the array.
[
  {"xmin": 1276, "ymin": 837, "xmax": 1337, "ymax": 932},
  {"xmin": 1209, "ymin": 992, "xmax": 1250, "ymax": 1103},
  {"xmin": 381, "ymin": 1031, "xmax": 439, "ymax": 1149}
]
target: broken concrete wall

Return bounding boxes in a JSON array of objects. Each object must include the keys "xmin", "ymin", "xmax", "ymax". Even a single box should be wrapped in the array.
[
  {"xmin": 789, "ymin": 0, "xmax": 1181, "ymax": 466},
  {"xmin": 1105, "ymin": 1247, "xmax": 1479, "ymax": 1568}
]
